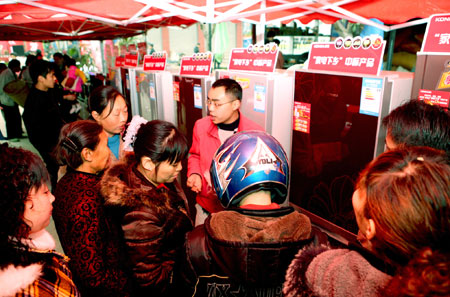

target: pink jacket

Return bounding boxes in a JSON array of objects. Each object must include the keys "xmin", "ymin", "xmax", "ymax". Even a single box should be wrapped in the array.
[{"xmin": 187, "ymin": 114, "xmax": 263, "ymax": 213}]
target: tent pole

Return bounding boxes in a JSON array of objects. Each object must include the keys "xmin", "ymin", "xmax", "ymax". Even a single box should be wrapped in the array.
[
  {"xmin": 208, "ymin": 23, "xmax": 212, "ymax": 51},
  {"xmin": 100, "ymin": 40, "xmax": 106, "ymax": 74},
  {"xmin": 386, "ymin": 29, "xmax": 396, "ymax": 71}
]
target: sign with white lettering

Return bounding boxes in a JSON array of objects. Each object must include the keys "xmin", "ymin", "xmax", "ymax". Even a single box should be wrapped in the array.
[
  {"xmin": 308, "ymin": 36, "xmax": 385, "ymax": 76},
  {"xmin": 179, "ymin": 52, "xmax": 214, "ymax": 76},
  {"xmin": 228, "ymin": 44, "xmax": 278, "ymax": 73},
  {"xmin": 124, "ymin": 53, "xmax": 139, "ymax": 67},
  {"xmin": 143, "ymin": 52, "xmax": 167, "ymax": 71},
  {"xmin": 422, "ymin": 13, "xmax": 450, "ymax": 53},
  {"xmin": 418, "ymin": 89, "xmax": 450, "ymax": 108},
  {"xmin": 115, "ymin": 56, "xmax": 125, "ymax": 67}
]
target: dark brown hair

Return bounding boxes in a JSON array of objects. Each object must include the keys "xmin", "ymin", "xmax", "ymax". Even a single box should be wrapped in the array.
[{"xmin": 357, "ymin": 146, "xmax": 450, "ymax": 266}]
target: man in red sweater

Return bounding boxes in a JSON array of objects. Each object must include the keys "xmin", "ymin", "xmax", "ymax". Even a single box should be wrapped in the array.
[{"xmin": 187, "ymin": 78, "xmax": 263, "ymax": 225}]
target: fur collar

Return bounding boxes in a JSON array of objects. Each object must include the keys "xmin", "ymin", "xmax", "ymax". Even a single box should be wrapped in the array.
[
  {"xmin": 101, "ymin": 156, "xmax": 185, "ymax": 211},
  {"xmin": 0, "ymin": 263, "xmax": 42, "ymax": 296}
]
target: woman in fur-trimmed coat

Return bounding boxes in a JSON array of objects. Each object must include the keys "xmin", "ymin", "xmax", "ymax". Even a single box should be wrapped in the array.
[{"xmin": 100, "ymin": 120, "xmax": 193, "ymax": 297}]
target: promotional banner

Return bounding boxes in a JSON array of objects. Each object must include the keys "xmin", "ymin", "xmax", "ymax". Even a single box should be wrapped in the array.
[
  {"xmin": 418, "ymin": 89, "xmax": 450, "ymax": 108},
  {"xmin": 115, "ymin": 56, "xmax": 125, "ymax": 67},
  {"xmin": 124, "ymin": 53, "xmax": 139, "ymax": 67},
  {"xmin": 422, "ymin": 13, "xmax": 450, "ymax": 53},
  {"xmin": 143, "ymin": 52, "xmax": 167, "ymax": 71},
  {"xmin": 228, "ymin": 43, "xmax": 278, "ymax": 73},
  {"xmin": 308, "ymin": 36, "xmax": 385, "ymax": 76},
  {"xmin": 180, "ymin": 52, "xmax": 214, "ymax": 76}
]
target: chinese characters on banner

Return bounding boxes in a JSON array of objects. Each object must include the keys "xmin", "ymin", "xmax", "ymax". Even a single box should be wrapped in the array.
[
  {"xmin": 115, "ymin": 56, "xmax": 125, "ymax": 67},
  {"xmin": 307, "ymin": 36, "xmax": 386, "ymax": 75},
  {"xmin": 418, "ymin": 89, "xmax": 450, "ymax": 108},
  {"xmin": 422, "ymin": 13, "xmax": 450, "ymax": 53},
  {"xmin": 228, "ymin": 44, "xmax": 279, "ymax": 73},
  {"xmin": 179, "ymin": 52, "xmax": 214, "ymax": 76},
  {"xmin": 143, "ymin": 52, "xmax": 167, "ymax": 71},
  {"xmin": 124, "ymin": 53, "xmax": 138, "ymax": 67}
]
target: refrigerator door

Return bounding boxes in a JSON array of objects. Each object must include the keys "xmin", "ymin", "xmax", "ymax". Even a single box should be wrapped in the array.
[
  {"xmin": 135, "ymin": 70, "xmax": 159, "ymax": 120},
  {"xmin": 289, "ymin": 70, "xmax": 392, "ymax": 236}
]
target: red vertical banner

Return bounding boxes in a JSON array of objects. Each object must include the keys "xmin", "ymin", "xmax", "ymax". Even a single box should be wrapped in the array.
[{"xmin": 293, "ymin": 102, "xmax": 311, "ymax": 134}]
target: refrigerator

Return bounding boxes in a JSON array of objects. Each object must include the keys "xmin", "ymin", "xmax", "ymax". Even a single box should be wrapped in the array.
[
  {"xmin": 411, "ymin": 53, "xmax": 450, "ymax": 105},
  {"xmin": 130, "ymin": 68, "xmax": 176, "ymax": 123},
  {"xmin": 215, "ymin": 70, "xmax": 295, "ymax": 163},
  {"xmin": 172, "ymin": 74, "xmax": 215, "ymax": 215},
  {"xmin": 290, "ymin": 69, "xmax": 413, "ymax": 243}
]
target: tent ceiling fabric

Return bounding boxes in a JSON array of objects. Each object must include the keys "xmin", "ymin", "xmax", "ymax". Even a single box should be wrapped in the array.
[{"xmin": 0, "ymin": 0, "xmax": 449, "ymax": 41}]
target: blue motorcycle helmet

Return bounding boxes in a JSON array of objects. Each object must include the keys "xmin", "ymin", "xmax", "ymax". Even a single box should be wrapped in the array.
[{"xmin": 210, "ymin": 131, "xmax": 289, "ymax": 208}]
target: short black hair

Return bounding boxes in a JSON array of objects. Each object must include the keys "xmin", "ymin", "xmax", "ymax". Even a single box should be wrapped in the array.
[
  {"xmin": 7, "ymin": 59, "xmax": 20, "ymax": 70},
  {"xmin": 382, "ymin": 99, "xmax": 450, "ymax": 153},
  {"xmin": 212, "ymin": 78, "xmax": 243, "ymax": 101},
  {"xmin": 29, "ymin": 60, "xmax": 55, "ymax": 85}
]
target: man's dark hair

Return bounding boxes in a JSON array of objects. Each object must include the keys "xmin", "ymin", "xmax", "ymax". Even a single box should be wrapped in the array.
[
  {"xmin": 212, "ymin": 78, "xmax": 243, "ymax": 101},
  {"xmin": 53, "ymin": 52, "xmax": 63, "ymax": 59},
  {"xmin": 7, "ymin": 59, "xmax": 20, "ymax": 70},
  {"xmin": 382, "ymin": 99, "xmax": 450, "ymax": 153},
  {"xmin": 29, "ymin": 60, "xmax": 55, "ymax": 85}
]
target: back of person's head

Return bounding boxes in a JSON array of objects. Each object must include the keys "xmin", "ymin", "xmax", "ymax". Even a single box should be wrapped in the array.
[
  {"xmin": 273, "ymin": 38, "xmax": 281, "ymax": 46},
  {"xmin": 29, "ymin": 59, "xmax": 55, "ymax": 85},
  {"xmin": 54, "ymin": 120, "xmax": 104, "ymax": 169},
  {"xmin": 25, "ymin": 54, "xmax": 37, "ymax": 67},
  {"xmin": 384, "ymin": 247, "xmax": 450, "ymax": 296},
  {"xmin": 88, "ymin": 85, "xmax": 123, "ymax": 117},
  {"xmin": 212, "ymin": 78, "xmax": 243, "ymax": 101},
  {"xmin": 53, "ymin": 52, "xmax": 63, "ymax": 59},
  {"xmin": 356, "ymin": 146, "xmax": 450, "ymax": 266},
  {"xmin": 133, "ymin": 120, "xmax": 188, "ymax": 167},
  {"xmin": 382, "ymin": 100, "xmax": 450, "ymax": 153},
  {"xmin": 210, "ymin": 131, "xmax": 289, "ymax": 207},
  {"xmin": 0, "ymin": 63, "xmax": 6, "ymax": 73},
  {"xmin": 7, "ymin": 59, "xmax": 20, "ymax": 71},
  {"xmin": 0, "ymin": 143, "xmax": 50, "ymax": 267}
]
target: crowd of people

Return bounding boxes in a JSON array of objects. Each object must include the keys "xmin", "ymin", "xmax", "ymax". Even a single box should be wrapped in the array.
[{"xmin": 0, "ymin": 72, "xmax": 449, "ymax": 296}]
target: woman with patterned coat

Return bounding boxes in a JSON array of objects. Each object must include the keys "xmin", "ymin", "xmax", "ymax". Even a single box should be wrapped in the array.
[
  {"xmin": 0, "ymin": 144, "xmax": 80, "ymax": 297},
  {"xmin": 101, "ymin": 119, "xmax": 193, "ymax": 296},
  {"xmin": 53, "ymin": 120, "xmax": 132, "ymax": 296}
]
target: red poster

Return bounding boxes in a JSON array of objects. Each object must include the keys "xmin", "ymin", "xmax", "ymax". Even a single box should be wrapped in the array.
[
  {"xmin": 115, "ymin": 56, "xmax": 125, "ymax": 67},
  {"xmin": 228, "ymin": 44, "xmax": 278, "ymax": 73},
  {"xmin": 293, "ymin": 102, "xmax": 311, "ymax": 134},
  {"xmin": 143, "ymin": 52, "xmax": 167, "ymax": 71},
  {"xmin": 422, "ymin": 14, "xmax": 450, "ymax": 53},
  {"xmin": 124, "ymin": 53, "xmax": 139, "ymax": 67},
  {"xmin": 180, "ymin": 52, "xmax": 213, "ymax": 76},
  {"xmin": 308, "ymin": 36, "xmax": 385, "ymax": 76},
  {"xmin": 173, "ymin": 81, "xmax": 180, "ymax": 102},
  {"xmin": 418, "ymin": 89, "xmax": 450, "ymax": 108}
]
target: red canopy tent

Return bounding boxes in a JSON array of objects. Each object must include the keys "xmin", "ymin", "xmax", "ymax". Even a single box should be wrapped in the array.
[
  {"xmin": 1, "ymin": 0, "xmax": 449, "ymax": 42},
  {"xmin": 0, "ymin": 0, "xmax": 196, "ymax": 41}
]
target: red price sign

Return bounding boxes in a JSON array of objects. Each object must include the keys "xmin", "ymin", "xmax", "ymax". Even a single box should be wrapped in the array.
[
  {"xmin": 422, "ymin": 14, "xmax": 450, "ymax": 53},
  {"xmin": 180, "ymin": 52, "xmax": 213, "ymax": 76},
  {"xmin": 143, "ymin": 53, "xmax": 167, "ymax": 71},
  {"xmin": 308, "ymin": 36, "xmax": 385, "ymax": 76},
  {"xmin": 293, "ymin": 102, "xmax": 311, "ymax": 134},
  {"xmin": 124, "ymin": 53, "xmax": 139, "ymax": 67},
  {"xmin": 115, "ymin": 56, "xmax": 125, "ymax": 67},
  {"xmin": 228, "ymin": 44, "xmax": 278, "ymax": 73},
  {"xmin": 418, "ymin": 89, "xmax": 450, "ymax": 108}
]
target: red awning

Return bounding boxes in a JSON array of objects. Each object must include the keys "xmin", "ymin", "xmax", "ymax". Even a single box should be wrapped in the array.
[{"xmin": 0, "ymin": 0, "xmax": 449, "ymax": 41}]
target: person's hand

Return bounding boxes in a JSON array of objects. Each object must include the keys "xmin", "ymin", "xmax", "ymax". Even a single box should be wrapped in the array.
[
  {"xmin": 187, "ymin": 174, "xmax": 202, "ymax": 193},
  {"xmin": 64, "ymin": 94, "xmax": 77, "ymax": 101}
]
